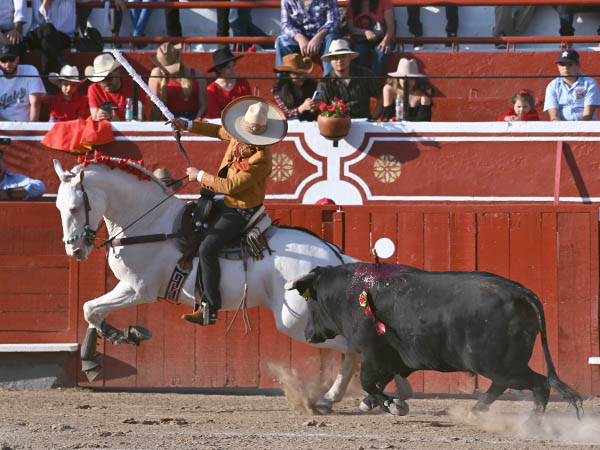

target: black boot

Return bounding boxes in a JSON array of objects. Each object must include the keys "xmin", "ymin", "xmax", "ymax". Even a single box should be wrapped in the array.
[{"xmin": 381, "ymin": 104, "xmax": 395, "ymax": 122}]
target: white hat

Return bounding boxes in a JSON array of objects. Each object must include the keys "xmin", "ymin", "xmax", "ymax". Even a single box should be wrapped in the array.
[
  {"xmin": 221, "ymin": 96, "xmax": 287, "ymax": 146},
  {"xmin": 387, "ymin": 58, "xmax": 425, "ymax": 78},
  {"xmin": 321, "ymin": 39, "xmax": 359, "ymax": 62},
  {"xmin": 84, "ymin": 53, "xmax": 121, "ymax": 82},
  {"xmin": 49, "ymin": 65, "xmax": 83, "ymax": 86}
]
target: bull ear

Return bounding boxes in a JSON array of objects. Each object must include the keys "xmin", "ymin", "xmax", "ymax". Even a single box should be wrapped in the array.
[{"xmin": 284, "ymin": 271, "xmax": 317, "ymax": 291}]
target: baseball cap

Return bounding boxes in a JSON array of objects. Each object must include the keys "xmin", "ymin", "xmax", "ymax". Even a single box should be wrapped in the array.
[
  {"xmin": 556, "ymin": 49, "xmax": 579, "ymax": 64},
  {"xmin": 0, "ymin": 44, "xmax": 18, "ymax": 59}
]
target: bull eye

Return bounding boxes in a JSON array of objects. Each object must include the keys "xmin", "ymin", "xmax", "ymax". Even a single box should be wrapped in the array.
[{"xmin": 301, "ymin": 288, "xmax": 311, "ymax": 300}]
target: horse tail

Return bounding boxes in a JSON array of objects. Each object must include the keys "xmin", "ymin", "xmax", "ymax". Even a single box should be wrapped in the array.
[{"xmin": 277, "ymin": 225, "xmax": 345, "ymax": 264}]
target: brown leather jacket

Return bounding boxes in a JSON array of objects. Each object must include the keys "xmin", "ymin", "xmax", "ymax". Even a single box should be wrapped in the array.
[{"xmin": 190, "ymin": 121, "xmax": 272, "ymax": 209}]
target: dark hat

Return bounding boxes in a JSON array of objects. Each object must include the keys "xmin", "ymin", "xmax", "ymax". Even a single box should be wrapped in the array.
[
  {"xmin": 207, "ymin": 47, "xmax": 243, "ymax": 73},
  {"xmin": 0, "ymin": 44, "xmax": 18, "ymax": 59},
  {"xmin": 556, "ymin": 49, "xmax": 579, "ymax": 64}
]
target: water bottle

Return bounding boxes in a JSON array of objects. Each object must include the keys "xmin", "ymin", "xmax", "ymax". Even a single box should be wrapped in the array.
[
  {"xmin": 125, "ymin": 97, "xmax": 133, "ymax": 121},
  {"xmin": 395, "ymin": 97, "xmax": 404, "ymax": 121}
]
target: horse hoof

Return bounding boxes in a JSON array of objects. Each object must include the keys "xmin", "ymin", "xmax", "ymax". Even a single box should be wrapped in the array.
[
  {"xmin": 82, "ymin": 360, "xmax": 102, "ymax": 382},
  {"xmin": 359, "ymin": 395, "xmax": 377, "ymax": 412},
  {"xmin": 126, "ymin": 325, "xmax": 152, "ymax": 345}
]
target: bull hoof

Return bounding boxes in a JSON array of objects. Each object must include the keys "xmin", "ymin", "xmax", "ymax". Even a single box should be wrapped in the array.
[
  {"xmin": 388, "ymin": 399, "xmax": 409, "ymax": 416},
  {"xmin": 313, "ymin": 398, "xmax": 333, "ymax": 415},
  {"xmin": 359, "ymin": 395, "xmax": 378, "ymax": 412}
]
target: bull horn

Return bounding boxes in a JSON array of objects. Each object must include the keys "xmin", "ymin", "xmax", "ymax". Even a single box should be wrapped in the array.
[{"xmin": 284, "ymin": 272, "xmax": 315, "ymax": 290}]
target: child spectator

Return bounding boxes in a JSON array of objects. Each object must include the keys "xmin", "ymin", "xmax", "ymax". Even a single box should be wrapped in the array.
[
  {"xmin": 48, "ymin": 65, "xmax": 89, "ymax": 122},
  {"xmin": 205, "ymin": 47, "xmax": 250, "ymax": 119},
  {"xmin": 497, "ymin": 90, "xmax": 539, "ymax": 122},
  {"xmin": 346, "ymin": 0, "xmax": 395, "ymax": 77},
  {"xmin": 271, "ymin": 53, "xmax": 319, "ymax": 121},
  {"xmin": 381, "ymin": 58, "xmax": 433, "ymax": 122},
  {"xmin": 149, "ymin": 42, "xmax": 207, "ymax": 121}
]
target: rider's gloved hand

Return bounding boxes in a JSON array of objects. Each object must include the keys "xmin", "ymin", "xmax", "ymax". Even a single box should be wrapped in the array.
[{"xmin": 186, "ymin": 167, "xmax": 204, "ymax": 182}]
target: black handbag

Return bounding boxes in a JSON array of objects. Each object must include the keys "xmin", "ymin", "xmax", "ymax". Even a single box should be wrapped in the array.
[{"xmin": 75, "ymin": 27, "xmax": 104, "ymax": 52}]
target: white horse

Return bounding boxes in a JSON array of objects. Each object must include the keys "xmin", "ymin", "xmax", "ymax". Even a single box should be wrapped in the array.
[{"xmin": 53, "ymin": 157, "xmax": 363, "ymax": 412}]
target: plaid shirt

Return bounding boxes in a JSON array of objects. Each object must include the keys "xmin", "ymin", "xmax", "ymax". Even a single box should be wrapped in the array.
[{"xmin": 280, "ymin": 0, "xmax": 340, "ymax": 46}]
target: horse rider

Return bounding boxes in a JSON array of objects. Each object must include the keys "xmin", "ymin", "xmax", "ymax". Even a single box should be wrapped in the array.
[{"xmin": 168, "ymin": 96, "xmax": 288, "ymax": 325}]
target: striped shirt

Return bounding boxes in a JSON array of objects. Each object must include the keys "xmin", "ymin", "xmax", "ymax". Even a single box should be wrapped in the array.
[
  {"xmin": 0, "ymin": 0, "xmax": 27, "ymax": 32},
  {"xmin": 280, "ymin": 0, "xmax": 340, "ymax": 46},
  {"xmin": 29, "ymin": 0, "xmax": 76, "ymax": 38}
]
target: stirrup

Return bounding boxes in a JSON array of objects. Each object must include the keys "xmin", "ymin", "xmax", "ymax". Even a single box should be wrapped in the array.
[{"xmin": 202, "ymin": 302, "xmax": 218, "ymax": 326}]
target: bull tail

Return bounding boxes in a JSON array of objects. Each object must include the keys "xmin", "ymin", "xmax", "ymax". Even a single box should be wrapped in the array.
[{"xmin": 523, "ymin": 291, "xmax": 584, "ymax": 419}]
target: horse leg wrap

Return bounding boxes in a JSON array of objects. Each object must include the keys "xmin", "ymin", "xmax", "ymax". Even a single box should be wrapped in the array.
[
  {"xmin": 81, "ymin": 327, "xmax": 102, "ymax": 382},
  {"xmin": 99, "ymin": 321, "xmax": 129, "ymax": 345}
]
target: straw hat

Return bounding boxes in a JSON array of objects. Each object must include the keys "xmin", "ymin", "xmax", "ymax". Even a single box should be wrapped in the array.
[
  {"xmin": 153, "ymin": 167, "xmax": 182, "ymax": 190},
  {"xmin": 152, "ymin": 42, "xmax": 182, "ymax": 75},
  {"xmin": 49, "ymin": 65, "xmax": 83, "ymax": 86},
  {"xmin": 207, "ymin": 47, "xmax": 243, "ymax": 73},
  {"xmin": 273, "ymin": 53, "xmax": 313, "ymax": 74},
  {"xmin": 321, "ymin": 39, "xmax": 359, "ymax": 62},
  {"xmin": 387, "ymin": 58, "xmax": 425, "ymax": 77},
  {"xmin": 221, "ymin": 96, "xmax": 287, "ymax": 146},
  {"xmin": 84, "ymin": 53, "xmax": 121, "ymax": 82}
]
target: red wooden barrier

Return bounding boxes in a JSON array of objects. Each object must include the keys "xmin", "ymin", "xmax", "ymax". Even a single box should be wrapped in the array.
[{"xmin": 1, "ymin": 202, "xmax": 598, "ymax": 395}]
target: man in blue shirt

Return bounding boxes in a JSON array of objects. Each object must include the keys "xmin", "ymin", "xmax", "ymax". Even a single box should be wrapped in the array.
[
  {"xmin": 544, "ymin": 49, "xmax": 600, "ymax": 121},
  {"xmin": 276, "ymin": 0, "xmax": 340, "ymax": 76},
  {"xmin": 0, "ymin": 149, "xmax": 45, "ymax": 200}
]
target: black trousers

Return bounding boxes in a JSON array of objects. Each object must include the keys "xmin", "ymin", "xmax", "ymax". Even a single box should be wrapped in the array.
[
  {"xmin": 165, "ymin": 0, "xmax": 182, "ymax": 37},
  {"xmin": 199, "ymin": 205, "xmax": 252, "ymax": 311},
  {"xmin": 407, "ymin": 6, "xmax": 459, "ymax": 36},
  {"xmin": 26, "ymin": 23, "xmax": 70, "ymax": 76}
]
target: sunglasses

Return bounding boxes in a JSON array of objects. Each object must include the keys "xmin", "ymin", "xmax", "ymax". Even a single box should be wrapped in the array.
[
  {"xmin": 101, "ymin": 74, "xmax": 114, "ymax": 83},
  {"xmin": 0, "ymin": 56, "xmax": 16, "ymax": 63}
]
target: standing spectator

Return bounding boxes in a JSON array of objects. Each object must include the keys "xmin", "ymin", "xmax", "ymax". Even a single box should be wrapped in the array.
[
  {"xmin": 164, "ymin": 0, "xmax": 182, "ymax": 37},
  {"xmin": 0, "ymin": 0, "xmax": 26, "ymax": 50},
  {"xmin": 205, "ymin": 47, "xmax": 250, "ymax": 119},
  {"xmin": 48, "ymin": 65, "xmax": 89, "ymax": 122},
  {"xmin": 77, "ymin": 0, "xmax": 126, "ymax": 49},
  {"xmin": 407, "ymin": 6, "xmax": 458, "ymax": 50},
  {"xmin": 149, "ymin": 42, "xmax": 207, "ymax": 120},
  {"xmin": 276, "ymin": 0, "xmax": 340, "ymax": 76},
  {"xmin": 230, "ymin": 7, "xmax": 273, "ymax": 50},
  {"xmin": 347, "ymin": 0, "xmax": 395, "ymax": 76},
  {"xmin": 128, "ymin": 0, "xmax": 152, "ymax": 47},
  {"xmin": 492, "ymin": 6, "xmax": 537, "ymax": 49},
  {"xmin": 0, "ymin": 44, "xmax": 46, "ymax": 122},
  {"xmin": 85, "ymin": 53, "xmax": 135, "ymax": 122},
  {"xmin": 26, "ymin": 0, "xmax": 76, "ymax": 79},
  {"xmin": 0, "ymin": 149, "xmax": 45, "ymax": 200},
  {"xmin": 316, "ymin": 39, "xmax": 382, "ymax": 119},
  {"xmin": 381, "ymin": 58, "xmax": 433, "ymax": 121},
  {"xmin": 272, "ymin": 53, "xmax": 319, "ymax": 121},
  {"xmin": 544, "ymin": 49, "xmax": 600, "ymax": 121},
  {"xmin": 498, "ymin": 89, "xmax": 539, "ymax": 122}
]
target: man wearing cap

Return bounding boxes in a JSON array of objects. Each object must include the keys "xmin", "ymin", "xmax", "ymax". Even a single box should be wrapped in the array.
[
  {"xmin": 85, "ymin": 53, "xmax": 135, "ymax": 122},
  {"xmin": 168, "ymin": 96, "xmax": 287, "ymax": 325},
  {"xmin": 0, "ymin": 149, "xmax": 45, "ymax": 200},
  {"xmin": 317, "ymin": 39, "xmax": 382, "ymax": 119},
  {"xmin": 544, "ymin": 49, "xmax": 600, "ymax": 121},
  {"xmin": 0, "ymin": 43, "xmax": 46, "ymax": 122}
]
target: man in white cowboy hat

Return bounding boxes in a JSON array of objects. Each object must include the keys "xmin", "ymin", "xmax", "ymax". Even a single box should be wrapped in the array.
[
  {"xmin": 317, "ymin": 39, "xmax": 382, "ymax": 119},
  {"xmin": 168, "ymin": 96, "xmax": 287, "ymax": 325},
  {"xmin": 85, "ymin": 53, "xmax": 136, "ymax": 122},
  {"xmin": 0, "ymin": 43, "xmax": 45, "ymax": 122},
  {"xmin": 48, "ymin": 65, "xmax": 89, "ymax": 122}
]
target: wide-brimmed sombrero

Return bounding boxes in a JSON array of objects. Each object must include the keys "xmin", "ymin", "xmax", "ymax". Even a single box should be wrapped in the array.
[{"xmin": 221, "ymin": 96, "xmax": 287, "ymax": 146}]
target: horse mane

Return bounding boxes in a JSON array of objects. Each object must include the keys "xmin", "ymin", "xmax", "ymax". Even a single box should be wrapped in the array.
[{"xmin": 277, "ymin": 225, "xmax": 345, "ymax": 264}]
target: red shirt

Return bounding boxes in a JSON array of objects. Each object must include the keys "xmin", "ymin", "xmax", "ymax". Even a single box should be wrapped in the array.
[
  {"xmin": 87, "ymin": 78, "xmax": 135, "ymax": 120},
  {"xmin": 497, "ymin": 107, "xmax": 540, "ymax": 122},
  {"xmin": 49, "ymin": 91, "xmax": 90, "ymax": 121},
  {"xmin": 346, "ymin": 0, "xmax": 393, "ymax": 34},
  {"xmin": 205, "ymin": 79, "xmax": 251, "ymax": 119},
  {"xmin": 167, "ymin": 68, "xmax": 200, "ymax": 117}
]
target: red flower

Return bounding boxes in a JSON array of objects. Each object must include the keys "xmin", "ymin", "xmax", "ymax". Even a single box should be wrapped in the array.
[{"xmin": 319, "ymin": 101, "xmax": 327, "ymax": 112}]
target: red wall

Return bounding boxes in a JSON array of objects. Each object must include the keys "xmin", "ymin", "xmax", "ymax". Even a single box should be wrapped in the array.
[{"xmin": 1, "ymin": 203, "xmax": 598, "ymax": 395}]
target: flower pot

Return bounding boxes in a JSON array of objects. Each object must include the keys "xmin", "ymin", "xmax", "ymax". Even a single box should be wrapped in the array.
[{"xmin": 317, "ymin": 114, "xmax": 351, "ymax": 141}]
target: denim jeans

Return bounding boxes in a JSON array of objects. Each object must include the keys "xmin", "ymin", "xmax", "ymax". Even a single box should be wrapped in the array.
[
  {"xmin": 230, "ymin": 8, "xmax": 272, "ymax": 49},
  {"xmin": 275, "ymin": 32, "xmax": 339, "ymax": 76},
  {"xmin": 128, "ymin": 0, "xmax": 153, "ymax": 37},
  {"xmin": 353, "ymin": 39, "xmax": 396, "ymax": 77}
]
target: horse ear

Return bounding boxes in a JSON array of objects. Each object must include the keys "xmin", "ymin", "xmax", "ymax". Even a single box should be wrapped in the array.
[{"xmin": 53, "ymin": 159, "xmax": 68, "ymax": 182}]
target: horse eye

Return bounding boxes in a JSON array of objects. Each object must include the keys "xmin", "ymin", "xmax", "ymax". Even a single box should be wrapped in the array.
[{"xmin": 69, "ymin": 207, "xmax": 79, "ymax": 214}]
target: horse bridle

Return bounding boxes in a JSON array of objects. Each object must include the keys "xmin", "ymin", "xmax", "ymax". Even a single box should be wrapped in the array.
[{"xmin": 62, "ymin": 178, "xmax": 100, "ymax": 247}]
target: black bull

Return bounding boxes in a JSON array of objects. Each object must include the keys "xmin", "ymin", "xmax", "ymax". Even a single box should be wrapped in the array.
[{"xmin": 285, "ymin": 262, "xmax": 583, "ymax": 418}]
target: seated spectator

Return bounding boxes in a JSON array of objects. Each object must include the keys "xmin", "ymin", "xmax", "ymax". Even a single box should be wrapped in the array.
[
  {"xmin": 26, "ymin": 0, "xmax": 75, "ymax": 80},
  {"xmin": 276, "ymin": 0, "xmax": 340, "ymax": 76},
  {"xmin": 0, "ymin": 44, "xmax": 46, "ymax": 121},
  {"xmin": 272, "ymin": 53, "xmax": 319, "ymax": 121},
  {"xmin": 492, "ymin": 6, "xmax": 537, "ymax": 50},
  {"xmin": 48, "ymin": 65, "xmax": 89, "ymax": 122},
  {"xmin": 164, "ymin": 0, "xmax": 182, "ymax": 38},
  {"xmin": 316, "ymin": 39, "xmax": 382, "ymax": 119},
  {"xmin": 85, "ymin": 53, "xmax": 135, "ymax": 122},
  {"xmin": 205, "ymin": 47, "xmax": 250, "ymax": 119},
  {"xmin": 128, "ymin": 0, "xmax": 152, "ymax": 48},
  {"xmin": 498, "ymin": 89, "xmax": 539, "ymax": 122},
  {"xmin": 153, "ymin": 167, "xmax": 182, "ymax": 193},
  {"xmin": 346, "ymin": 0, "xmax": 395, "ymax": 76},
  {"xmin": 230, "ymin": 7, "xmax": 273, "ymax": 51},
  {"xmin": 552, "ymin": 5, "xmax": 600, "ymax": 36},
  {"xmin": 407, "ymin": 6, "xmax": 459, "ymax": 50},
  {"xmin": 149, "ymin": 43, "xmax": 207, "ymax": 121},
  {"xmin": 0, "ymin": 149, "xmax": 45, "ymax": 200},
  {"xmin": 381, "ymin": 58, "xmax": 433, "ymax": 122},
  {"xmin": 77, "ymin": 0, "xmax": 125, "ymax": 49},
  {"xmin": 544, "ymin": 49, "xmax": 600, "ymax": 121},
  {"xmin": 0, "ymin": 0, "xmax": 26, "ymax": 49}
]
